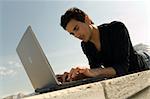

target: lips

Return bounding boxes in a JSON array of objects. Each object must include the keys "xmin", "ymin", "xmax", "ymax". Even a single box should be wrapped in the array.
[{"xmin": 78, "ymin": 35, "xmax": 84, "ymax": 40}]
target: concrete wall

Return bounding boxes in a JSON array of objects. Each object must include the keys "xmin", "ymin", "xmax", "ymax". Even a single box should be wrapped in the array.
[
  {"xmin": 101, "ymin": 70, "xmax": 150, "ymax": 99},
  {"xmin": 129, "ymin": 86, "xmax": 150, "ymax": 99},
  {"xmin": 23, "ymin": 82, "xmax": 105, "ymax": 99},
  {"xmin": 21, "ymin": 70, "xmax": 150, "ymax": 99}
]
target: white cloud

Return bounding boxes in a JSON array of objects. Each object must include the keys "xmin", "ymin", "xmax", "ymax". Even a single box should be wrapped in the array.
[
  {"xmin": 0, "ymin": 55, "xmax": 23, "ymax": 78},
  {"xmin": 8, "ymin": 61, "xmax": 22, "ymax": 68},
  {"xmin": 0, "ymin": 60, "xmax": 22, "ymax": 77},
  {"xmin": 0, "ymin": 66, "xmax": 16, "ymax": 76}
]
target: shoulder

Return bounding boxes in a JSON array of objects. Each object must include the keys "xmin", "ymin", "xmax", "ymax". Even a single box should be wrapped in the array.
[
  {"xmin": 112, "ymin": 21, "xmax": 126, "ymax": 27},
  {"xmin": 108, "ymin": 21, "xmax": 128, "ymax": 35},
  {"xmin": 99, "ymin": 21, "xmax": 126, "ymax": 31},
  {"xmin": 98, "ymin": 21, "xmax": 126, "ymax": 31},
  {"xmin": 110, "ymin": 21, "xmax": 125, "ymax": 26}
]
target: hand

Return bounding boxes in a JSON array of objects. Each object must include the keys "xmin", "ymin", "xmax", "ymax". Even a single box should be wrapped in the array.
[
  {"xmin": 56, "ymin": 67, "xmax": 99, "ymax": 83},
  {"xmin": 67, "ymin": 67, "xmax": 98, "ymax": 81},
  {"xmin": 67, "ymin": 67, "xmax": 80, "ymax": 81},
  {"xmin": 56, "ymin": 74, "xmax": 63, "ymax": 82},
  {"xmin": 78, "ymin": 68, "xmax": 98, "ymax": 77},
  {"xmin": 56, "ymin": 72, "xmax": 69, "ymax": 83}
]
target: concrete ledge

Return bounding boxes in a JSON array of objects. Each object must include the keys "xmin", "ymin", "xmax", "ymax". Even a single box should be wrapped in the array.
[
  {"xmin": 23, "ymin": 82, "xmax": 105, "ymax": 99},
  {"xmin": 101, "ymin": 70, "xmax": 150, "ymax": 99},
  {"xmin": 22, "ymin": 70, "xmax": 150, "ymax": 99},
  {"xmin": 129, "ymin": 86, "xmax": 150, "ymax": 99}
]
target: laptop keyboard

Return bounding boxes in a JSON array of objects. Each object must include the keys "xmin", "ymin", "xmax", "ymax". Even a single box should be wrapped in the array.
[{"xmin": 35, "ymin": 76, "xmax": 106, "ymax": 94}]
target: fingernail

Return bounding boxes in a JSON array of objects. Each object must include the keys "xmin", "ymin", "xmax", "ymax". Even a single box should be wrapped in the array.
[
  {"xmin": 71, "ymin": 75, "xmax": 74, "ymax": 79},
  {"xmin": 67, "ymin": 77, "xmax": 70, "ymax": 81}
]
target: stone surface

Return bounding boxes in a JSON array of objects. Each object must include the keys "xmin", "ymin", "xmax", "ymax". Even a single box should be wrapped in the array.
[
  {"xmin": 101, "ymin": 70, "xmax": 150, "ymax": 99},
  {"xmin": 18, "ymin": 70, "xmax": 150, "ymax": 99},
  {"xmin": 128, "ymin": 86, "xmax": 150, "ymax": 99},
  {"xmin": 23, "ymin": 82, "xmax": 105, "ymax": 99}
]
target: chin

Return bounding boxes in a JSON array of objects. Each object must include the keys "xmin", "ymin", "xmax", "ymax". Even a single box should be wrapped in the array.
[{"xmin": 83, "ymin": 39, "xmax": 88, "ymax": 42}]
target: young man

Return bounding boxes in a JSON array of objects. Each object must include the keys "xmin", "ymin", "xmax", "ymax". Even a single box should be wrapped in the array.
[{"xmin": 58, "ymin": 7, "xmax": 149, "ymax": 83}]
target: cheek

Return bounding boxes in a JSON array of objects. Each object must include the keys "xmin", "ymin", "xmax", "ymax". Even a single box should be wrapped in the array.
[{"xmin": 80, "ymin": 25, "xmax": 89, "ymax": 34}]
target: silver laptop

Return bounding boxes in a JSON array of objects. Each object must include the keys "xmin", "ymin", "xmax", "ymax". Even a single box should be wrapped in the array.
[{"xmin": 16, "ymin": 26, "xmax": 104, "ymax": 93}]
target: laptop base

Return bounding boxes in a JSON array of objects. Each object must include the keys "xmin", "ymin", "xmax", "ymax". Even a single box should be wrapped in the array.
[{"xmin": 35, "ymin": 76, "xmax": 106, "ymax": 94}]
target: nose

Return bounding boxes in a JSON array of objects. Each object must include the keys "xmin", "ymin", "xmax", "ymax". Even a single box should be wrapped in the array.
[{"xmin": 74, "ymin": 31, "xmax": 80, "ymax": 38}]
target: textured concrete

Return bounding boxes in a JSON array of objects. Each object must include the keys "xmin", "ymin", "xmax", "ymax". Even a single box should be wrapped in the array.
[
  {"xmin": 101, "ymin": 70, "xmax": 150, "ymax": 99},
  {"xmin": 22, "ymin": 70, "xmax": 150, "ymax": 99},
  {"xmin": 23, "ymin": 82, "xmax": 105, "ymax": 99},
  {"xmin": 128, "ymin": 86, "xmax": 150, "ymax": 99}
]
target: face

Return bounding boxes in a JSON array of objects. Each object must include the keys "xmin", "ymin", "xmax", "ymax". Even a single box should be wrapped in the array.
[{"xmin": 66, "ymin": 19, "xmax": 92, "ymax": 42}]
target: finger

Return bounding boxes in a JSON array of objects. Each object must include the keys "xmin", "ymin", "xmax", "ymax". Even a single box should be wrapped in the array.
[
  {"xmin": 67, "ymin": 68, "xmax": 79, "ymax": 81},
  {"xmin": 76, "ymin": 67, "xmax": 81, "ymax": 70},
  {"xmin": 71, "ymin": 70, "xmax": 79, "ymax": 79},
  {"xmin": 79, "ymin": 68, "xmax": 86, "ymax": 73},
  {"xmin": 56, "ymin": 74, "xmax": 63, "ymax": 82},
  {"xmin": 71, "ymin": 68, "xmax": 80, "ymax": 80},
  {"xmin": 62, "ymin": 72, "xmax": 69, "ymax": 82},
  {"xmin": 70, "ymin": 67, "xmax": 83, "ymax": 81},
  {"xmin": 56, "ymin": 74, "xmax": 62, "ymax": 78},
  {"xmin": 57, "ymin": 77, "xmax": 62, "ymax": 82},
  {"xmin": 67, "ymin": 68, "xmax": 75, "ymax": 81}
]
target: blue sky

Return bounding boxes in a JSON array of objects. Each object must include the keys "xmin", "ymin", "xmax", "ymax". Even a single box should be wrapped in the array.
[{"xmin": 0, "ymin": 0, "xmax": 150, "ymax": 98}]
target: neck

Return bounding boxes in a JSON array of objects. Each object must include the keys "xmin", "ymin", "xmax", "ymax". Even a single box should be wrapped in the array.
[
  {"xmin": 89, "ymin": 25, "xmax": 101, "ymax": 51},
  {"xmin": 90, "ymin": 25, "xmax": 100, "ymax": 44}
]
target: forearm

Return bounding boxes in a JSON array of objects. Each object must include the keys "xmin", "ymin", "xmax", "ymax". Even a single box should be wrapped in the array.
[{"xmin": 92, "ymin": 67, "xmax": 116, "ymax": 78}]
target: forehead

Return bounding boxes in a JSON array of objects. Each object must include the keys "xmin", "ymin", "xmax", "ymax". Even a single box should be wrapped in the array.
[{"xmin": 66, "ymin": 19, "xmax": 78, "ymax": 33}]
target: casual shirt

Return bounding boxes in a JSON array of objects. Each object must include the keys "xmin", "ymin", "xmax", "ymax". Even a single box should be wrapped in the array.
[{"xmin": 81, "ymin": 21, "xmax": 147, "ymax": 76}]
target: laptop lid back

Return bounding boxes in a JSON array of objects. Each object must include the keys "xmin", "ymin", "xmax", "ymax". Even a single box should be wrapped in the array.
[{"xmin": 16, "ymin": 26, "xmax": 59, "ymax": 90}]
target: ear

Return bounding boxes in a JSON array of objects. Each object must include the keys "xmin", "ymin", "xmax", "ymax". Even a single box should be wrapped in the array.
[{"xmin": 85, "ymin": 15, "xmax": 92, "ymax": 25}]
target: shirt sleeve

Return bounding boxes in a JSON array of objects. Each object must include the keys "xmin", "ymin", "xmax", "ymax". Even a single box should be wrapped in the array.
[{"xmin": 110, "ymin": 21, "xmax": 131, "ymax": 76}]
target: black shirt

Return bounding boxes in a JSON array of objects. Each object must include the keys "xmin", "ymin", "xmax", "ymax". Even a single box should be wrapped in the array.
[{"xmin": 81, "ymin": 21, "xmax": 147, "ymax": 76}]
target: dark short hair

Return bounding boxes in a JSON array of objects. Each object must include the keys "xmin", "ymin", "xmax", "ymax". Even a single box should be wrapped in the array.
[{"xmin": 60, "ymin": 7, "xmax": 87, "ymax": 30}]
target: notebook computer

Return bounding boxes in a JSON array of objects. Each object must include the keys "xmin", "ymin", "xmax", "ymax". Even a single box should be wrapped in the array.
[{"xmin": 16, "ymin": 26, "xmax": 105, "ymax": 94}]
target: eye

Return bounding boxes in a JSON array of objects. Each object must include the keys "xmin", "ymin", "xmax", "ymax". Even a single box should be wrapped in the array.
[
  {"xmin": 73, "ymin": 24, "xmax": 79, "ymax": 32},
  {"xmin": 74, "ymin": 26, "xmax": 79, "ymax": 32}
]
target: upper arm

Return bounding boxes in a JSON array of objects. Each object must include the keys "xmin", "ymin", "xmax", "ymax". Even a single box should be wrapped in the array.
[{"xmin": 110, "ymin": 21, "xmax": 131, "ymax": 76}]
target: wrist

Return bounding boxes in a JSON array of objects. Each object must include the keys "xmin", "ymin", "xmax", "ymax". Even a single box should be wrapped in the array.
[{"xmin": 90, "ymin": 68, "xmax": 101, "ymax": 77}]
